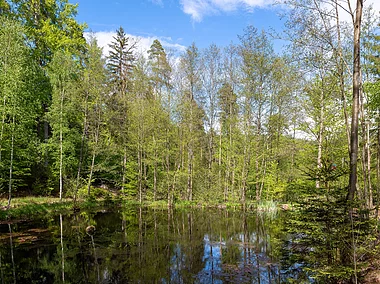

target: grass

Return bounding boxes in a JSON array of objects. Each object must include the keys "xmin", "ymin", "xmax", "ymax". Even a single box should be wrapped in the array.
[
  {"xmin": 0, "ymin": 197, "xmax": 74, "ymax": 220},
  {"xmin": 0, "ymin": 196, "xmax": 286, "ymax": 220},
  {"xmin": 0, "ymin": 196, "xmax": 109, "ymax": 220}
]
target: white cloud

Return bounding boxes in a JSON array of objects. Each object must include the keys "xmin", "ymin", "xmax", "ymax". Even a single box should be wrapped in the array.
[
  {"xmin": 150, "ymin": 0, "xmax": 163, "ymax": 6},
  {"xmin": 180, "ymin": 0, "xmax": 275, "ymax": 22},
  {"xmin": 180, "ymin": 0, "xmax": 380, "ymax": 22},
  {"xmin": 85, "ymin": 31, "xmax": 186, "ymax": 58}
]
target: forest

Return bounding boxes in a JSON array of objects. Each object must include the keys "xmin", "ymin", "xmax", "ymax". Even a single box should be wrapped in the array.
[
  {"xmin": 2, "ymin": 0, "xmax": 380, "ymax": 281},
  {"xmin": 0, "ymin": 0, "xmax": 379, "ymax": 209}
]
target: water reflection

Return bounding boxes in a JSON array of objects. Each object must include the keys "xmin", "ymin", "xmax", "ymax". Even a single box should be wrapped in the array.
[{"xmin": 0, "ymin": 207, "xmax": 290, "ymax": 283}]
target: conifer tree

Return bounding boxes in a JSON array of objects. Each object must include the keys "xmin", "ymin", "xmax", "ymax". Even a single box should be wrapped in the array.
[{"xmin": 106, "ymin": 26, "xmax": 137, "ymax": 192}]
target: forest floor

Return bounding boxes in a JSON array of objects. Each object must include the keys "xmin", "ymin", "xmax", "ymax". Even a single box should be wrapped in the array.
[{"xmin": 363, "ymin": 259, "xmax": 380, "ymax": 283}]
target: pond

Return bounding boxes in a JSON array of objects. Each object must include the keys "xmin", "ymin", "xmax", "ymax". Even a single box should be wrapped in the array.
[{"xmin": 0, "ymin": 207, "xmax": 309, "ymax": 283}]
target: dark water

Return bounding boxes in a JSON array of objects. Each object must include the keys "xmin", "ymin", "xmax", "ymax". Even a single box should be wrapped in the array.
[{"xmin": 0, "ymin": 207, "xmax": 304, "ymax": 283}]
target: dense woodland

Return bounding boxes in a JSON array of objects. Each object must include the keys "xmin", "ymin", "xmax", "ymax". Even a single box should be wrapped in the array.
[
  {"xmin": 2, "ymin": 0, "xmax": 380, "ymax": 281},
  {"xmin": 0, "ymin": 0, "xmax": 379, "ymax": 209}
]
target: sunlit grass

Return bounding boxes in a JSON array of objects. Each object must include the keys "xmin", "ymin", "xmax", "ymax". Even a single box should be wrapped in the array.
[
  {"xmin": 0, "ymin": 197, "xmax": 71, "ymax": 207},
  {"xmin": 0, "ymin": 196, "xmax": 286, "ymax": 220},
  {"xmin": 0, "ymin": 197, "xmax": 74, "ymax": 220}
]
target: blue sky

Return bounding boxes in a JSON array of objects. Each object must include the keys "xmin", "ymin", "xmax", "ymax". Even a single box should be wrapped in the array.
[
  {"xmin": 70, "ymin": 0, "xmax": 285, "ymax": 55},
  {"xmin": 70, "ymin": 0, "xmax": 379, "ymax": 56}
]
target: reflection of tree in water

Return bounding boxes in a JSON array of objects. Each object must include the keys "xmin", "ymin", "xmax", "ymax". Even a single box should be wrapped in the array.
[
  {"xmin": 222, "ymin": 241, "xmax": 240, "ymax": 266},
  {"xmin": 0, "ymin": 207, "xmax": 290, "ymax": 283}
]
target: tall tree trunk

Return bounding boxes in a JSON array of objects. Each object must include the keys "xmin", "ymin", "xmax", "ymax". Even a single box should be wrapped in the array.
[
  {"xmin": 7, "ymin": 114, "xmax": 15, "ymax": 209},
  {"xmin": 44, "ymin": 105, "xmax": 49, "ymax": 167},
  {"xmin": 121, "ymin": 148, "xmax": 127, "ymax": 195},
  {"xmin": 166, "ymin": 128, "xmax": 171, "ymax": 206},
  {"xmin": 0, "ymin": 96, "xmax": 6, "ymax": 163},
  {"xmin": 138, "ymin": 145, "xmax": 142, "ymax": 203},
  {"xmin": 348, "ymin": 0, "xmax": 363, "ymax": 202},
  {"xmin": 187, "ymin": 147, "xmax": 193, "ymax": 201},
  {"xmin": 187, "ymin": 101, "xmax": 194, "ymax": 202},
  {"xmin": 153, "ymin": 135, "xmax": 157, "ymax": 201},
  {"xmin": 219, "ymin": 131, "xmax": 224, "ymax": 201},
  {"xmin": 366, "ymin": 120, "xmax": 373, "ymax": 209},
  {"xmin": 360, "ymin": 90, "xmax": 373, "ymax": 209},
  {"xmin": 75, "ymin": 93, "xmax": 89, "ymax": 202},
  {"xmin": 316, "ymin": 86, "xmax": 325, "ymax": 189},
  {"xmin": 241, "ymin": 132, "xmax": 249, "ymax": 204},
  {"xmin": 87, "ymin": 113, "xmax": 100, "ymax": 195},
  {"xmin": 59, "ymin": 89, "xmax": 64, "ymax": 201}
]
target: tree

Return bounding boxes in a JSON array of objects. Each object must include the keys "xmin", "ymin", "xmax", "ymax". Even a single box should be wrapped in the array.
[
  {"xmin": 201, "ymin": 44, "xmax": 222, "ymax": 195},
  {"xmin": 218, "ymin": 82, "xmax": 239, "ymax": 201},
  {"xmin": 348, "ymin": 0, "xmax": 363, "ymax": 203},
  {"xmin": 147, "ymin": 39, "xmax": 173, "ymax": 201},
  {"xmin": 108, "ymin": 26, "xmax": 136, "ymax": 96},
  {"xmin": 178, "ymin": 43, "xmax": 205, "ymax": 201},
  {"xmin": 238, "ymin": 27, "xmax": 274, "ymax": 202},
  {"xmin": 78, "ymin": 36, "xmax": 108, "ymax": 197},
  {"xmin": 106, "ymin": 26, "xmax": 137, "ymax": 193},
  {"xmin": 47, "ymin": 50, "xmax": 81, "ymax": 200},
  {"xmin": 11, "ymin": 0, "xmax": 87, "ymax": 65},
  {"xmin": 0, "ymin": 16, "xmax": 43, "ymax": 207},
  {"xmin": 147, "ymin": 39, "xmax": 172, "ymax": 100}
]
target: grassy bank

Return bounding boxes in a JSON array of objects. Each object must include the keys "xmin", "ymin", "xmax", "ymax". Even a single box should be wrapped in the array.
[
  {"xmin": 0, "ymin": 197, "xmax": 74, "ymax": 220},
  {"xmin": 0, "ymin": 196, "xmax": 283, "ymax": 221}
]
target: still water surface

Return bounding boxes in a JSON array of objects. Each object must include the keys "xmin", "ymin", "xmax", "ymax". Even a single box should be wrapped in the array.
[{"xmin": 0, "ymin": 207, "xmax": 305, "ymax": 283}]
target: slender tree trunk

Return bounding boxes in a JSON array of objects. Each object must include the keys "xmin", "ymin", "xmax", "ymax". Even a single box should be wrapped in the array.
[
  {"xmin": 348, "ymin": 0, "xmax": 363, "ymax": 202},
  {"xmin": 259, "ymin": 152, "xmax": 267, "ymax": 200},
  {"xmin": 87, "ymin": 119, "xmax": 100, "ymax": 195},
  {"xmin": 143, "ymin": 151, "xmax": 148, "ymax": 199},
  {"xmin": 59, "ymin": 90, "xmax": 64, "ymax": 201},
  {"xmin": 88, "ymin": 150, "xmax": 96, "ymax": 196},
  {"xmin": 316, "ymin": 86, "xmax": 325, "ymax": 189},
  {"xmin": 153, "ymin": 135, "xmax": 157, "ymax": 201},
  {"xmin": 7, "ymin": 115, "xmax": 15, "ymax": 209},
  {"xmin": 218, "ymin": 131, "xmax": 224, "ymax": 201},
  {"xmin": 154, "ymin": 154, "xmax": 157, "ymax": 201},
  {"xmin": 241, "ymin": 132, "xmax": 249, "ymax": 203},
  {"xmin": 187, "ymin": 100, "xmax": 194, "ymax": 202},
  {"xmin": 229, "ymin": 111, "xmax": 234, "ymax": 201},
  {"xmin": 187, "ymin": 147, "xmax": 193, "ymax": 201},
  {"xmin": 360, "ymin": 91, "xmax": 372, "ymax": 209},
  {"xmin": 44, "ymin": 104, "xmax": 49, "ymax": 167},
  {"xmin": 0, "ymin": 96, "xmax": 6, "ymax": 162},
  {"xmin": 75, "ymin": 93, "xmax": 89, "ymax": 202},
  {"xmin": 122, "ymin": 148, "xmax": 127, "ymax": 195},
  {"xmin": 138, "ymin": 145, "xmax": 142, "ymax": 203},
  {"xmin": 166, "ymin": 128, "xmax": 171, "ymax": 205},
  {"xmin": 367, "ymin": 120, "xmax": 373, "ymax": 209},
  {"xmin": 255, "ymin": 111, "xmax": 261, "ymax": 200}
]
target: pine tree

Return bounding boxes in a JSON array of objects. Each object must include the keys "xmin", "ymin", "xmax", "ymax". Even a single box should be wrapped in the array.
[
  {"xmin": 108, "ymin": 26, "xmax": 136, "ymax": 96},
  {"xmin": 106, "ymin": 26, "xmax": 137, "ymax": 193}
]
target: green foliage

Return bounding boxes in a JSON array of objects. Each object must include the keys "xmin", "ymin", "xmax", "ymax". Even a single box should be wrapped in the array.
[
  {"xmin": 0, "ymin": 16, "xmax": 44, "ymax": 196},
  {"xmin": 283, "ymin": 174, "xmax": 377, "ymax": 283}
]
